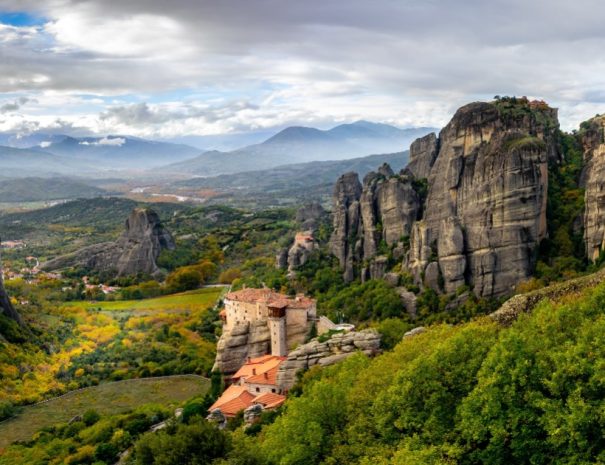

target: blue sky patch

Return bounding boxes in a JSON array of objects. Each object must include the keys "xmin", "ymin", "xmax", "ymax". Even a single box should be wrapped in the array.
[{"xmin": 0, "ymin": 11, "xmax": 45, "ymax": 27}]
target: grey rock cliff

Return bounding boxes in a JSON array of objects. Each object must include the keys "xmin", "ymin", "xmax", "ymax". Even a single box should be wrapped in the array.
[
  {"xmin": 276, "ymin": 329, "xmax": 381, "ymax": 391},
  {"xmin": 277, "ymin": 203, "xmax": 327, "ymax": 273},
  {"xmin": 407, "ymin": 101, "xmax": 557, "ymax": 297},
  {"xmin": 581, "ymin": 115, "xmax": 605, "ymax": 261},
  {"xmin": 42, "ymin": 208, "xmax": 175, "ymax": 278},
  {"xmin": 407, "ymin": 132, "xmax": 438, "ymax": 179},
  {"xmin": 329, "ymin": 162, "xmax": 420, "ymax": 282},
  {"xmin": 213, "ymin": 320, "xmax": 272, "ymax": 375},
  {"xmin": 329, "ymin": 99, "xmax": 560, "ymax": 299}
]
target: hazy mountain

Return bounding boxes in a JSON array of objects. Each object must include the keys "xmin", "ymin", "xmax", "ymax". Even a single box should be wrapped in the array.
[
  {"xmin": 0, "ymin": 145, "xmax": 100, "ymax": 178},
  {"xmin": 38, "ymin": 135, "xmax": 201, "ymax": 169},
  {"xmin": 164, "ymin": 122, "xmax": 435, "ymax": 176},
  {"xmin": 0, "ymin": 177, "xmax": 110, "ymax": 203},
  {"xmin": 162, "ymin": 130, "xmax": 276, "ymax": 151},
  {"xmin": 168, "ymin": 151, "xmax": 409, "ymax": 208}
]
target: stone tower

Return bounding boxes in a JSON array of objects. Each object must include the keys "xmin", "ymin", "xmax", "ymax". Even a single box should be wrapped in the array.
[{"xmin": 267, "ymin": 303, "xmax": 287, "ymax": 356}]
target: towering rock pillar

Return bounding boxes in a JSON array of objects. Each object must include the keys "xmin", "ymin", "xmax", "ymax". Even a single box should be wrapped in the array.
[
  {"xmin": 580, "ymin": 115, "xmax": 605, "ymax": 261},
  {"xmin": 407, "ymin": 100, "xmax": 558, "ymax": 297}
]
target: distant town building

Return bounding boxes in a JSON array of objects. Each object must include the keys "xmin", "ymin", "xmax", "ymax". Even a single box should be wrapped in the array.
[{"xmin": 1, "ymin": 240, "xmax": 26, "ymax": 249}]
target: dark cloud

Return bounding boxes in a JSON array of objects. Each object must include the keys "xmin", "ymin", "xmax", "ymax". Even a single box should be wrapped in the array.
[{"xmin": 0, "ymin": 0, "xmax": 604, "ymax": 131}]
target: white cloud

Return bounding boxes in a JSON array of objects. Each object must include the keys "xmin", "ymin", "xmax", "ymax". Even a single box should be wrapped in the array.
[
  {"xmin": 0, "ymin": 0, "xmax": 604, "ymax": 134},
  {"xmin": 80, "ymin": 136, "xmax": 126, "ymax": 146}
]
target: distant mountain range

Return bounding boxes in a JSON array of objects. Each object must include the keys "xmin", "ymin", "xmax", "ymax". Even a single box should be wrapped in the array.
[
  {"xmin": 0, "ymin": 177, "xmax": 110, "ymax": 203},
  {"xmin": 169, "ymin": 151, "xmax": 410, "ymax": 208},
  {"xmin": 0, "ymin": 122, "xmax": 435, "ymax": 180},
  {"xmin": 164, "ymin": 122, "xmax": 435, "ymax": 176},
  {"xmin": 0, "ymin": 145, "xmax": 100, "ymax": 178}
]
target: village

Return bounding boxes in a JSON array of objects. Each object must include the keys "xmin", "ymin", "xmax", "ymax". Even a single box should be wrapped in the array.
[{"xmin": 0, "ymin": 240, "xmax": 119, "ymax": 297}]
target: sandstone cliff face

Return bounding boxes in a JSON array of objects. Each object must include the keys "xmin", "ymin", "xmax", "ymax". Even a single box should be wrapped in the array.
[
  {"xmin": 329, "ymin": 100, "xmax": 559, "ymax": 299},
  {"xmin": 42, "ymin": 208, "xmax": 175, "ymax": 278},
  {"xmin": 276, "ymin": 329, "xmax": 381, "ymax": 391},
  {"xmin": 407, "ymin": 102, "xmax": 557, "ymax": 297},
  {"xmin": 407, "ymin": 132, "xmax": 439, "ymax": 179},
  {"xmin": 581, "ymin": 116, "xmax": 605, "ymax": 261},
  {"xmin": 213, "ymin": 320, "xmax": 271, "ymax": 375},
  {"xmin": 329, "ymin": 165, "xmax": 420, "ymax": 281}
]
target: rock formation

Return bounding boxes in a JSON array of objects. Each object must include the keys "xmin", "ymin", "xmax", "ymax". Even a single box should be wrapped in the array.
[
  {"xmin": 329, "ymin": 99, "xmax": 559, "ymax": 299},
  {"xmin": 42, "ymin": 208, "xmax": 175, "ymax": 278},
  {"xmin": 277, "ymin": 203, "xmax": 327, "ymax": 274},
  {"xmin": 407, "ymin": 101, "xmax": 557, "ymax": 297},
  {"xmin": 407, "ymin": 132, "xmax": 439, "ymax": 179},
  {"xmin": 276, "ymin": 329, "xmax": 381, "ymax": 391},
  {"xmin": 581, "ymin": 115, "xmax": 605, "ymax": 261},
  {"xmin": 329, "ymin": 164, "xmax": 420, "ymax": 282},
  {"xmin": 213, "ymin": 320, "xmax": 272, "ymax": 375}
]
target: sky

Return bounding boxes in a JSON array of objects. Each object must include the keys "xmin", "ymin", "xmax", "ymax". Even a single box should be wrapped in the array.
[{"xmin": 0, "ymin": 0, "xmax": 604, "ymax": 140}]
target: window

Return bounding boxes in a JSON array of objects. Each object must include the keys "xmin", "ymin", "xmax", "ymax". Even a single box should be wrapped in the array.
[
  {"xmin": 256, "ymin": 387, "xmax": 260, "ymax": 392},
  {"xmin": 271, "ymin": 389, "xmax": 276, "ymax": 393}
]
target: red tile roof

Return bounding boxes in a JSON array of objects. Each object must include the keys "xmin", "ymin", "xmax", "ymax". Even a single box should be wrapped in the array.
[
  {"xmin": 224, "ymin": 288, "xmax": 315, "ymax": 309},
  {"xmin": 232, "ymin": 355, "xmax": 285, "ymax": 382},
  {"xmin": 254, "ymin": 392, "xmax": 286, "ymax": 409},
  {"xmin": 245, "ymin": 365, "xmax": 281, "ymax": 385},
  {"xmin": 209, "ymin": 385, "xmax": 256, "ymax": 417}
]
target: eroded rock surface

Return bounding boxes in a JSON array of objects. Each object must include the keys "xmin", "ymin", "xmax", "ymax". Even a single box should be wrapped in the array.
[
  {"xmin": 42, "ymin": 208, "xmax": 175, "ymax": 278},
  {"xmin": 581, "ymin": 116, "xmax": 605, "ymax": 261},
  {"xmin": 276, "ymin": 329, "xmax": 381, "ymax": 391},
  {"xmin": 407, "ymin": 102, "xmax": 557, "ymax": 297},
  {"xmin": 329, "ymin": 164, "xmax": 420, "ymax": 281},
  {"xmin": 330, "ymin": 100, "xmax": 559, "ymax": 299},
  {"xmin": 213, "ymin": 321, "xmax": 271, "ymax": 376}
]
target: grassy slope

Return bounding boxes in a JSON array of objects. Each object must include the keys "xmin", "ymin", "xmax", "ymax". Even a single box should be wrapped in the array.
[
  {"xmin": 65, "ymin": 287, "xmax": 225, "ymax": 312},
  {"xmin": 0, "ymin": 375, "xmax": 209, "ymax": 448}
]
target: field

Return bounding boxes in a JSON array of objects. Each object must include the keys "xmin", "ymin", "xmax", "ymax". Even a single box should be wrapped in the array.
[
  {"xmin": 0, "ymin": 375, "xmax": 209, "ymax": 448},
  {"xmin": 0, "ymin": 287, "xmax": 225, "ymax": 407},
  {"xmin": 65, "ymin": 286, "xmax": 226, "ymax": 313}
]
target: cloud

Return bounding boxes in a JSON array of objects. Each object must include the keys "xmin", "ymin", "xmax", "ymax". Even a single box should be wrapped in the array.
[
  {"xmin": 0, "ymin": 0, "xmax": 604, "ymax": 133},
  {"xmin": 0, "ymin": 96, "xmax": 33, "ymax": 113},
  {"xmin": 80, "ymin": 136, "xmax": 126, "ymax": 146}
]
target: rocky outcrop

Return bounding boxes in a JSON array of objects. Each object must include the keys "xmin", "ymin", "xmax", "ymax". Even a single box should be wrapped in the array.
[
  {"xmin": 581, "ymin": 115, "xmax": 605, "ymax": 261},
  {"xmin": 295, "ymin": 202, "xmax": 327, "ymax": 231},
  {"xmin": 277, "ymin": 203, "xmax": 327, "ymax": 274},
  {"xmin": 276, "ymin": 329, "xmax": 381, "ymax": 391},
  {"xmin": 329, "ymin": 172, "xmax": 363, "ymax": 282},
  {"xmin": 42, "ymin": 208, "xmax": 175, "ymax": 278},
  {"xmin": 329, "ymin": 165, "xmax": 420, "ymax": 281},
  {"xmin": 329, "ymin": 99, "xmax": 560, "ymax": 299},
  {"xmin": 490, "ymin": 267, "xmax": 605, "ymax": 326},
  {"xmin": 213, "ymin": 320, "xmax": 271, "ymax": 375},
  {"xmin": 407, "ymin": 132, "xmax": 438, "ymax": 179},
  {"xmin": 407, "ymin": 101, "xmax": 557, "ymax": 297}
]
